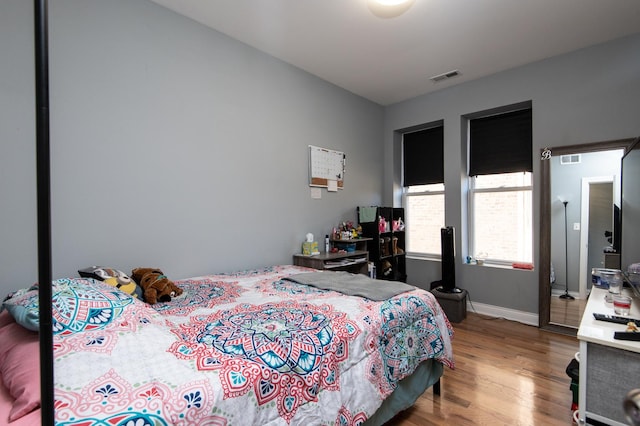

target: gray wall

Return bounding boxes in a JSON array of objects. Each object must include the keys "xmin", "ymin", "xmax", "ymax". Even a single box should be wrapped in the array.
[
  {"xmin": 384, "ymin": 33, "xmax": 640, "ymax": 314},
  {"xmin": 0, "ymin": 0, "xmax": 383, "ymax": 294},
  {"xmin": 0, "ymin": 0, "xmax": 38, "ymax": 294}
]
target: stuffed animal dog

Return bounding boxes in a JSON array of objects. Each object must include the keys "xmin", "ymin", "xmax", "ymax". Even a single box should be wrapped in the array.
[{"xmin": 131, "ymin": 267, "xmax": 183, "ymax": 305}]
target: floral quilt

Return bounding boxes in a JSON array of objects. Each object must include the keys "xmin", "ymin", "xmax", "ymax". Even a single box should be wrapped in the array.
[{"xmin": 51, "ymin": 265, "xmax": 454, "ymax": 425}]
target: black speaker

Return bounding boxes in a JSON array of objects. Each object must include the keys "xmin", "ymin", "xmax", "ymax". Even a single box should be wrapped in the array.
[{"xmin": 439, "ymin": 226, "xmax": 461, "ymax": 293}]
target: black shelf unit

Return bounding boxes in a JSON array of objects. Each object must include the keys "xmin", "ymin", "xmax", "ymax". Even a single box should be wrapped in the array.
[{"xmin": 358, "ymin": 207, "xmax": 407, "ymax": 282}]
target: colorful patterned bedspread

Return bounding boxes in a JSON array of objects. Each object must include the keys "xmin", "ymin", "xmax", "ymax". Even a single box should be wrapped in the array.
[{"xmin": 52, "ymin": 265, "xmax": 454, "ymax": 425}]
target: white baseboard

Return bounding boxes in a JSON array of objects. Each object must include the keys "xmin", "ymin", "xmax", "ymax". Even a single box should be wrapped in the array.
[{"xmin": 466, "ymin": 300, "xmax": 539, "ymax": 326}]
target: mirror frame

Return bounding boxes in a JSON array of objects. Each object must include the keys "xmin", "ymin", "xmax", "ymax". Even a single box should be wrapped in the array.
[{"xmin": 538, "ymin": 138, "xmax": 635, "ymax": 332}]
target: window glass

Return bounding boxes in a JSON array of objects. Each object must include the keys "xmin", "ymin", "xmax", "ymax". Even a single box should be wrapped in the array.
[
  {"xmin": 473, "ymin": 172, "xmax": 532, "ymax": 189},
  {"xmin": 469, "ymin": 172, "xmax": 532, "ymax": 263},
  {"xmin": 404, "ymin": 184, "xmax": 445, "ymax": 256},
  {"xmin": 407, "ymin": 183, "xmax": 445, "ymax": 193}
]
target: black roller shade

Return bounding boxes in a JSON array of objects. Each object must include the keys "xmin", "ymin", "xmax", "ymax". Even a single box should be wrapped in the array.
[
  {"xmin": 403, "ymin": 126, "xmax": 444, "ymax": 186},
  {"xmin": 469, "ymin": 108, "xmax": 532, "ymax": 176}
]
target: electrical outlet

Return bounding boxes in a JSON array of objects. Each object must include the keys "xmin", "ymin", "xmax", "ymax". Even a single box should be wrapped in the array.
[{"xmin": 573, "ymin": 223, "xmax": 580, "ymax": 231}]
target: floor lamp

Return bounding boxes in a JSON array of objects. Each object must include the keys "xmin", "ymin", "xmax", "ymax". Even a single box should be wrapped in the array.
[{"xmin": 559, "ymin": 200, "xmax": 575, "ymax": 300}]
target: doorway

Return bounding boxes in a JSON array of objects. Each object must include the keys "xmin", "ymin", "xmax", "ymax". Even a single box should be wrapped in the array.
[{"xmin": 578, "ymin": 179, "xmax": 614, "ymax": 299}]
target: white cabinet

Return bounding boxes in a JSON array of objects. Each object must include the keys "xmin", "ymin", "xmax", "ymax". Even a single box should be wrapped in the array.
[{"xmin": 577, "ymin": 288, "xmax": 640, "ymax": 425}]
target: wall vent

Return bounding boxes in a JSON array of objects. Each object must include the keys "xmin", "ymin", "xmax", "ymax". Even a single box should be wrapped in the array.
[
  {"xmin": 560, "ymin": 154, "xmax": 581, "ymax": 165},
  {"xmin": 430, "ymin": 69, "xmax": 460, "ymax": 83}
]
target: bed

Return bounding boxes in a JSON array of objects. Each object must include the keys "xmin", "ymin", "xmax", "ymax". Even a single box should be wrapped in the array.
[{"xmin": 0, "ymin": 265, "xmax": 454, "ymax": 425}]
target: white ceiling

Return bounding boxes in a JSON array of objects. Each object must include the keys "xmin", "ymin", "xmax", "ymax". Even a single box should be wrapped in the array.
[{"xmin": 148, "ymin": 0, "xmax": 640, "ymax": 106}]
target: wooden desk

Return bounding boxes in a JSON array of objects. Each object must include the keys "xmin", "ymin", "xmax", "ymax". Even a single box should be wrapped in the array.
[{"xmin": 577, "ymin": 287, "xmax": 640, "ymax": 425}]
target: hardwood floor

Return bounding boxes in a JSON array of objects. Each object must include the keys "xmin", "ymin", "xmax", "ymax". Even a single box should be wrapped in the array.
[
  {"xmin": 550, "ymin": 295, "xmax": 588, "ymax": 328},
  {"xmin": 389, "ymin": 313, "xmax": 579, "ymax": 425}
]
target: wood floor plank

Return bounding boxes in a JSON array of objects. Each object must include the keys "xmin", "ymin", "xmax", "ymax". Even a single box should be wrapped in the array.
[
  {"xmin": 388, "ymin": 313, "xmax": 579, "ymax": 425},
  {"xmin": 550, "ymin": 295, "xmax": 588, "ymax": 328}
]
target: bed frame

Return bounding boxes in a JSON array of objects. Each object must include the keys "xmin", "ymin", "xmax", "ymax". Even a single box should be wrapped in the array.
[{"xmin": 34, "ymin": 0, "xmax": 55, "ymax": 423}]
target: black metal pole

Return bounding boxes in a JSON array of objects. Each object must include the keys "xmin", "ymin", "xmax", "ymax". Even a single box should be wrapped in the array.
[
  {"xmin": 34, "ymin": 0, "xmax": 54, "ymax": 424},
  {"xmin": 559, "ymin": 201, "xmax": 574, "ymax": 300}
]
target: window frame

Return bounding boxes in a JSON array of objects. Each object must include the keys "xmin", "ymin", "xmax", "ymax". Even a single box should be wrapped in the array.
[
  {"xmin": 466, "ymin": 103, "xmax": 533, "ymax": 267},
  {"xmin": 400, "ymin": 122, "xmax": 445, "ymax": 259},
  {"xmin": 467, "ymin": 172, "xmax": 533, "ymax": 265},
  {"xmin": 402, "ymin": 183, "xmax": 445, "ymax": 259}
]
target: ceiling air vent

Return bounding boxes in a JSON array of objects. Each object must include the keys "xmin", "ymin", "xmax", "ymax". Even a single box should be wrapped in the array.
[
  {"xmin": 430, "ymin": 69, "xmax": 460, "ymax": 83},
  {"xmin": 560, "ymin": 154, "xmax": 581, "ymax": 165}
]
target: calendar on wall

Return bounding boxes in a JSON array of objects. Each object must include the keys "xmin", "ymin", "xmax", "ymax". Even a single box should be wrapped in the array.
[{"xmin": 309, "ymin": 145, "xmax": 345, "ymax": 189}]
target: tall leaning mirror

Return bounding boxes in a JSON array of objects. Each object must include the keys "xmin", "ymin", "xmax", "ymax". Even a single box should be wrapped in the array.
[{"xmin": 539, "ymin": 138, "xmax": 633, "ymax": 332}]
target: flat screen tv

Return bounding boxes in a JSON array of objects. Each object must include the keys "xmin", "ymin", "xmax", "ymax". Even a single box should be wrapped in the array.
[{"xmin": 621, "ymin": 136, "xmax": 640, "ymax": 270}]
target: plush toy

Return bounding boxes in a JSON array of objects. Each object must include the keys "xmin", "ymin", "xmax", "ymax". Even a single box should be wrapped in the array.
[
  {"xmin": 103, "ymin": 277, "xmax": 141, "ymax": 298},
  {"xmin": 131, "ymin": 267, "xmax": 183, "ymax": 305},
  {"xmin": 78, "ymin": 266, "xmax": 142, "ymax": 299}
]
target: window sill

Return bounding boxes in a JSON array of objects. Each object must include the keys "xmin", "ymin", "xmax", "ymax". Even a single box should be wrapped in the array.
[
  {"xmin": 464, "ymin": 262, "xmax": 535, "ymax": 271},
  {"xmin": 406, "ymin": 253, "xmax": 441, "ymax": 262},
  {"xmin": 407, "ymin": 255, "xmax": 535, "ymax": 271}
]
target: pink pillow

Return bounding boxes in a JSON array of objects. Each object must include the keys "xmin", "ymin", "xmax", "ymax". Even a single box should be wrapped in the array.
[
  {"xmin": 0, "ymin": 310, "xmax": 14, "ymax": 328},
  {"xmin": 0, "ymin": 316, "xmax": 40, "ymax": 422}
]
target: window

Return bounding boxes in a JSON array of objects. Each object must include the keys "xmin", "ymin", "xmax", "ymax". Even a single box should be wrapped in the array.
[
  {"xmin": 402, "ymin": 124, "xmax": 444, "ymax": 257},
  {"xmin": 469, "ymin": 172, "xmax": 533, "ymax": 263},
  {"xmin": 468, "ymin": 106, "xmax": 532, "ymax": 265},
  {"xmin": 404, "ymin": 183, "xmax": 445, "ymax": 256}
]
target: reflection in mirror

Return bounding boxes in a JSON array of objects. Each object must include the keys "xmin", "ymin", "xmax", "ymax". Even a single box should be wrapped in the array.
[
  {"xmin": 539, "ymin": 139, "xmax": 633, "ymax": 333},
  {"xmin": 621, "ymin": 137, "xmax": 640, "ymax": 271},
  {"xmin": 549, "ymin": 149, "xmax": 624, "ymax": 328}
]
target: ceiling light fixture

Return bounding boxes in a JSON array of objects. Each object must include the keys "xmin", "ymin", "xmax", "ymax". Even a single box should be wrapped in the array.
[{"xmin": 367, "ymin": 0, "xmax": 416, "ymax": 19}]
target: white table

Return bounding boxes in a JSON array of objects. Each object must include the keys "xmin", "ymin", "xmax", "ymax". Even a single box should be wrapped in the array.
[{"xmin": 577, "ymin": 287, "xmax": 640, "ymax": 425}]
